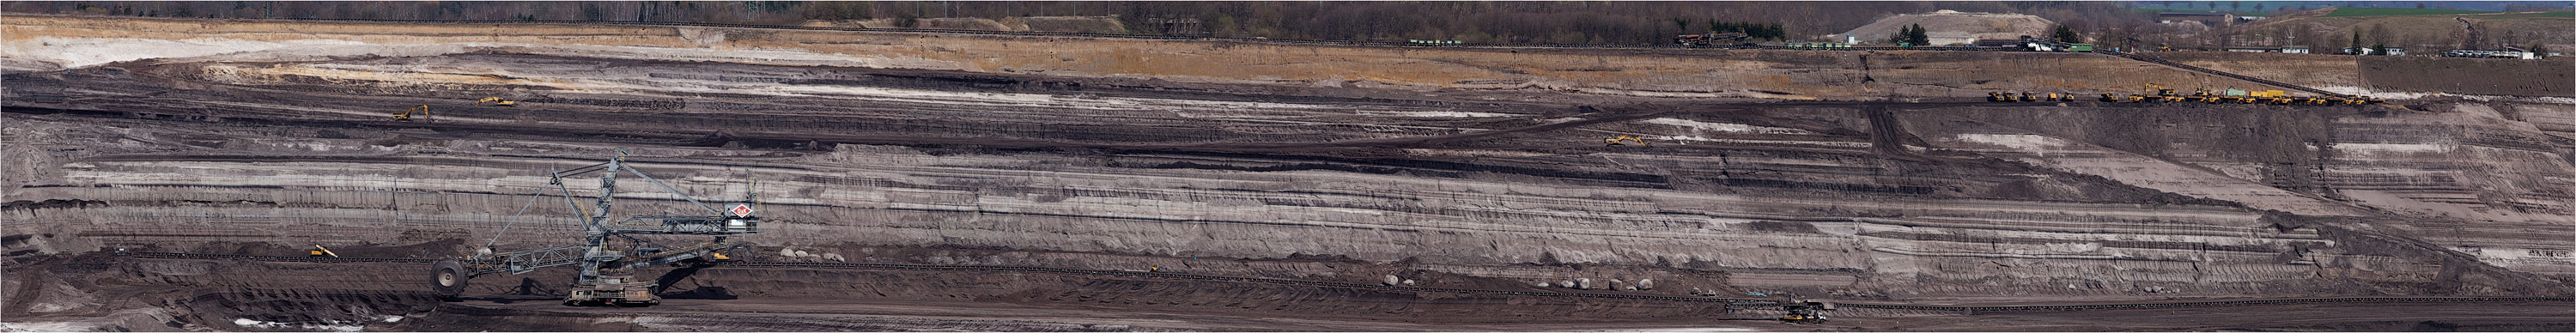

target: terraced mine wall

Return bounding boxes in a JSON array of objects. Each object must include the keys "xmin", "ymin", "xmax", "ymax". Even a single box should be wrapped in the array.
[{"xmin": 3, "ymin": 15, "xmax": 2571, "ymax": 331}]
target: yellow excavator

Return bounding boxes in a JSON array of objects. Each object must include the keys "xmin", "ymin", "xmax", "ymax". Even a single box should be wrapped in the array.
[
  {"xmin": 392, "ymin": 105, "xmax": 428, "ymax": 121},
  {"xmin": 478, "ymin": 97, "xmax": 517, "ymax": 106},
  {"xmin": 307, "ymin": 245, "xmax": 339, "ymax": 257},
  {"xmin": 2144, "ymin": 83, "xmax": 2181, "ymax": 102},
  {"xmin": 1604, "ymin": 136, "xmax": 1649, "ymax": 147}
]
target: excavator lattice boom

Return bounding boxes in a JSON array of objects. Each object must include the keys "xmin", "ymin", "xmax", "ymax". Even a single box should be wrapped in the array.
[{"xmin": 430, "ymin": 154, "xmax": 763, "ymax": 306}]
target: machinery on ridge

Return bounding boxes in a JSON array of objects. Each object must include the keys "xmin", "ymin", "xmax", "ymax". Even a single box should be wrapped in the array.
[
  {"xmin": 1674, "ymin": 32, "xmax": 1751, "ymax": 46},
  {"xmin": 429, "ymin": 154, "xmax": 763, "ymax": 306},
  {"xmin": 1604, "ymin": 135, "xmax": 1649, "ymax": 147},
  {"xmin": 392, "ymin": 105, "xmax": 429, "ymax": 121},
  {"xmin": 1775, "ymin": 300, "xmax": 1834, "ymax": 324}
]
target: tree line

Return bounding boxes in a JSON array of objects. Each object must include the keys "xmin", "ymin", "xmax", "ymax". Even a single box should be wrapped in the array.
[{"xmin": 1698, "ymin": 20, "xmax": 1788, "ymax": 41}]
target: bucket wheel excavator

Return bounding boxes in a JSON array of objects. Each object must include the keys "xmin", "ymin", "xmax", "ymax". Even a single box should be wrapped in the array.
[{"xmin": 429, "ymin": 154, "xmax": 764, "ymax": 306}]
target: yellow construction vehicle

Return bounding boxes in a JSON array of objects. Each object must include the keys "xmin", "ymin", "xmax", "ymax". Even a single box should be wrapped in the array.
[
  {"xmin": 308, "ymin": 245, "xmax": 339, "ymax": 257},
  {"xmin": 1776, "ymin": 300, "xmax": 1835, "ymax": 324},
  {"xmin": 392, "ymin": 105, "xmax": 428, "ymax": 121},
  {"xmin": 2147, "ymin": 83, "xmax": 2176, "ymax": 97},
  {"xmin": 2099, "ymin": 93, "xmax": 2120, "ymax": 102},
  {"xmin": 2017, "ymin": 92, "xmax": 2036, "ymax": 102},
  {"xmin": 477, "ymin": 97, "xmax": 517, "ymax": 106},
  {"xmin": 1604, "ymin": 136, "xmax": 1649, "ymax": 147},
  {"xmin": 1989, "ymin": 92, "xmax": 2012, "ymax": 102}
]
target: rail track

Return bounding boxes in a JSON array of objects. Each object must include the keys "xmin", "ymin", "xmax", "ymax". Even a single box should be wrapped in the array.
[{"xmin": 128, "ymin": 251, "xmax": 2571, "ymax": 313}]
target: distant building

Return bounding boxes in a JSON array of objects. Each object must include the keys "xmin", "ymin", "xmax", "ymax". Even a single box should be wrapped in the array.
[
  {"xmin": 2221, "ymin": 45, "xmax": 2312, "ymax": 54},
  {"xmin": 2157, "ymin": 12, "xmax": 2236, "ymax": 26},
  {"xmin": 2341, "ymin": 46, "xmax": 2407, "ymax": 56},
  {"xmin": 2442, "ymin": 49, "xmax": 2537, "ymax": 59}
]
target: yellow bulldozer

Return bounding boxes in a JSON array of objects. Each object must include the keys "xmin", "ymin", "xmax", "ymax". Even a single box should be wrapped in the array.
[
  {"xmin": 478, "ymin": 97, "xmax": 517, "ymax": 106},
  {"xmin": 1604, "ymin": 136, "xmax": 1649, "ymax": 147}
]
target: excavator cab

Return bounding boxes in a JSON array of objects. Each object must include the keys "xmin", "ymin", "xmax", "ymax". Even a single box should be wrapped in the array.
[
  {"xmin": 2017, "ymin": 92, "xmax": 2035, "ymax": 102},
  {"xmin": 478, "ymin": 97, "xmax": 516, "ymax": 106},
  {"xmin": 1604, "ymin": 136, "xmax": 1649, "ymax": 147},
  {"xmin": 392, "ymin": 105, "xmax": 428, "ymax": 121}
]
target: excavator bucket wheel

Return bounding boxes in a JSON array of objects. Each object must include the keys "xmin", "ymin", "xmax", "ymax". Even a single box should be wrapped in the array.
[{"xmin": 431, "ymin": 259, "xmax": 468, "ymax": 300}]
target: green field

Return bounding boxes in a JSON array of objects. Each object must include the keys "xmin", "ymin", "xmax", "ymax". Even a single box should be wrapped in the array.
[
  {"xmin": 2130, "ymin": 8, "xmax": 2274, "ymax": 17},
  {"xmin": 2321, "ymin": 8, "xmax": 2495, "ymax": 17},
  {"xmin": 2129, "ymin": 1, "xmax": 2320, "ymax": 14},
  {"xmin": 2478, "ymin": 11, "xmax": 2575, "ymax": 20}
]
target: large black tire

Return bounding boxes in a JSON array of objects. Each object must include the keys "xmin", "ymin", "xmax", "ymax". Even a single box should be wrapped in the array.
[{"xmin": 430, "ymin": 259, "xmax": 468, "ymax": 300}]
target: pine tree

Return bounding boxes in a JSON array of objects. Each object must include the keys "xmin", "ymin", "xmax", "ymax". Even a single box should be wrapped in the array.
[{"xmin": 1906, "ymin": 23, "xmax": 1930, "ymax": 45}]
